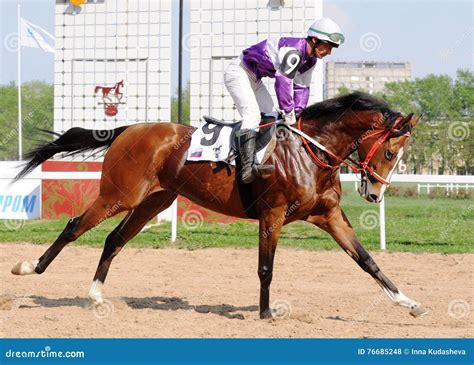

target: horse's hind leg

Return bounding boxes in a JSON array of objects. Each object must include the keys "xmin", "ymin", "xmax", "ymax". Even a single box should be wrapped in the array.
[
  {"xmin": 89, "ymin": 191, "xmax": 177, "ymax": 304},
  {"xmin": 11, "ymin": 196, "xmax": 125, "ymax": 275}
]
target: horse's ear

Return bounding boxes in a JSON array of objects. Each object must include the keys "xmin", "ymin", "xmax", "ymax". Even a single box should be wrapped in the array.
[
  {"xmin": 401, "ymin": 113, "xmax": 414, "ymax": 126},
  {"xmin": 410, "ymin": 114, "xmax": 421, "ymax": 127}
]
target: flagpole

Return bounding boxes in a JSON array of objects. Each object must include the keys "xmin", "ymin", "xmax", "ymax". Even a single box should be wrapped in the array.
[{"xmin": 17, "ymin": 4, "xmax": 22, "ymax": 161}]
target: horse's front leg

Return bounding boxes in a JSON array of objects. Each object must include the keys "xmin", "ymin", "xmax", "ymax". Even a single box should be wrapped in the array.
[
  {"xmin": 307, "ymin": 208, "xmax": 429, "ymax": 317},
  {"xmin": 258, "ymin": 206, "xmax": 287, "ymax": 319}
]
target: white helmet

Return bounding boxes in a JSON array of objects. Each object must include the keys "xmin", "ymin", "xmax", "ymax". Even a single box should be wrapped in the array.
[{"xmin": 307, "ymin": 17, "xmax": 344, "ymax": 47}]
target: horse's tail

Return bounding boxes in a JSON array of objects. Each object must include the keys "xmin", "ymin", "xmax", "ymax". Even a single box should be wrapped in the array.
[{"xmin": 13, "ymin": 126, "xmax": 129, "ymax": 182}]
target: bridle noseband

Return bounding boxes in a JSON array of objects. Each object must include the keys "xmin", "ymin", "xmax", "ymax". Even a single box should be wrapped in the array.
[{"xmin": 294, "ymin": 116, "xmax": 408, "ymax": 185}]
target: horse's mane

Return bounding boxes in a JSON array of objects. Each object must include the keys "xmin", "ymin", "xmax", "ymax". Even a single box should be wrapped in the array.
[{"xmin": 301, "ymin": 91, "xmax": 400, "ymax": 127}]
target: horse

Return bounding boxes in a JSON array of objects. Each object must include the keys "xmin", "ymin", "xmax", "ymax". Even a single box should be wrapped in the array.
[{"xmin": 11, "ymin": 92, "xmax": 428, "ymax": 319}]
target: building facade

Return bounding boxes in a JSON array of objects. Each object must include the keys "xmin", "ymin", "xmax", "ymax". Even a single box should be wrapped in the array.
[
  {"xmin": 54, "ymin": 0, "xmax": 172, "ymax": 136},
  {"xmin": 324, "ymin": 61, "xmax": 411, "ymax": 99}
]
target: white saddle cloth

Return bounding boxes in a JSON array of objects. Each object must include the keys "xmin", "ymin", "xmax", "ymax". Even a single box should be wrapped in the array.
[{"xmin": 186, "ymin": 123, "xmax": 269, "ymax": 165}]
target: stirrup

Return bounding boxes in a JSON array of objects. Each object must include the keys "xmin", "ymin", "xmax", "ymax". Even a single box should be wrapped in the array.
[{"xmin": 254, "ymin": 164, "xmax": 275, "ymax": 179}]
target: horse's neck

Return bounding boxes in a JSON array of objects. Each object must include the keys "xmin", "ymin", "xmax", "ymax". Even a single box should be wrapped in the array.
[{"xmin": 300, "ymin": 118, "xmax": 369, "ymax": 161}]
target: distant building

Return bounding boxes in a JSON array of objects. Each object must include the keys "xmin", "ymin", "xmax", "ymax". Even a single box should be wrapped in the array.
[{"xmin": 324, "ymin": 61, "xmax": 411, "ymax": 99}]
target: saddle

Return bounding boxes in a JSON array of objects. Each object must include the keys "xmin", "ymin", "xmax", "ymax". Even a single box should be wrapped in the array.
[
  {"xmin": 189, "ymin": 113, "xmax": 284, "ymax": 218},
  {"xmin": 201, "ymin": 113, "xmax": 278, "ymax": 156}
]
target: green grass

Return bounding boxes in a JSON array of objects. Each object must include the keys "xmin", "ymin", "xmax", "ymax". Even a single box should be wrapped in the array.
[{"xmin": 0, "ymin": 187, "xmax": 472, "ymax": 253}]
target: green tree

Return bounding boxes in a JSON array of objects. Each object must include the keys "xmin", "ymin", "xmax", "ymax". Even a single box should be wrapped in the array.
[
  {"xmin": 380, "ymin": 69, "xmax": 473, "ymax": 175},
  {"xmin": 0, "ymin": 81, "xmax": 54, "ymax": 160},
  {"xmin": 453, "ymin": 69, "xmax": 474, "ymax": 117},
  {"xmin": 336, "ymin": 85, "xmax": 350, "ymax": 96},
  {"xmin": 170, "ymin": 81, "xmax": 190, "ymax": 125}
]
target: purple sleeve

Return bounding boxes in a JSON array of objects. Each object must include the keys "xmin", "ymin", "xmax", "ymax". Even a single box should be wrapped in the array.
[
  {"xmin": 274, "ymin": 71, "xmax": 294, "ymax": 113},
  {"xmin": 293, "ymin": 59, "xmax": 316, "ymax": 115},
  {"xmin": 293, "ymin": 84, "xmax": 310, "ymax": 116}
]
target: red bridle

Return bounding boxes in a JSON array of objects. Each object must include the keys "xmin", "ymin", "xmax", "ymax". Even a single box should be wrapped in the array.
[{"xmin": 296, "ymin": 116, "xmax": 406, "ymax": 185}]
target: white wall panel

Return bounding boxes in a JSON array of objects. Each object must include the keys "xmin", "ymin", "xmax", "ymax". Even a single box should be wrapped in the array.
[
  {"xmin": 54, "ymin": 0, "xmax": 172, "ymax": 160},
  {"xmin": 189, "ymin": 0, "xmax": 322, "ymax": 126}
]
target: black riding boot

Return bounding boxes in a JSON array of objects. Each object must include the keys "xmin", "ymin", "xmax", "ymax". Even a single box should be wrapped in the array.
[{"xmin": 236, "ymin": 129, "xmax": 275, "ymax": 184}]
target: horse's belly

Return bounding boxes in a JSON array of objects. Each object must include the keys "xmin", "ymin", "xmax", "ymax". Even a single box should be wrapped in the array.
[{"xmin": 164, "ymin": 161, "xmax": 251, "ymax": 219}]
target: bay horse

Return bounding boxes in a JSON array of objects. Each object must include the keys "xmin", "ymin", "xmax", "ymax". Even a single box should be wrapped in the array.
[{"xmin": 11, "ymin": 92, "xmax": 428, "ymax": 319}]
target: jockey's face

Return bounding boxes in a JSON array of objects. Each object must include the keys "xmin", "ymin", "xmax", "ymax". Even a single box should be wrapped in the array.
[
  {"xmin": 307, "ymin": 37, "xmax": 334, "ymax": 58},
  {"xmin": 313, "ymin": 41, "xmax": 334, "ymax": 59}
]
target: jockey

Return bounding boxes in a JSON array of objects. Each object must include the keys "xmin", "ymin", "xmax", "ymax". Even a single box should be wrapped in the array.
[{"xmin": 224, "ymin": 17, "xmax": 344, "ymax": 184}]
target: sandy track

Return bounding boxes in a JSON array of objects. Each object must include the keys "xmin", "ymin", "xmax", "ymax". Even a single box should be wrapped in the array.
[{"xmin": 0, "ymin": 243, "xmax": 472, "ymax": 338}]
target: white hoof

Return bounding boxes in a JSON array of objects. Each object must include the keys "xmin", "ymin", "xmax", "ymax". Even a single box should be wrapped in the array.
[
  {"xmin": 410, "ymin": 305, "xmax": 430, "ymax": 318},
  {"xmin": 11, "ymin": 260, "xmax": 39, "ymax": 275},
  {"xmin": 88, "ymin": 280, "xmax": 104, "ymax": 305}
]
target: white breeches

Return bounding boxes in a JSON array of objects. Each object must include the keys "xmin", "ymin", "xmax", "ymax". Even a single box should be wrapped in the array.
[{"xmin": 224, "ymin": 59, "xmax": 274, "ymax": 129}]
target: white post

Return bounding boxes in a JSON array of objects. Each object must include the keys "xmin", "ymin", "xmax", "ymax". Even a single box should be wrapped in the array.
[
  {"xmin": 379, "ymin": 197, "xmax": 386, "ymax": 250},
  {"xmin": 17, "ymin": 4, "xmax": 23, "ymax": 160},
  {"xmin": 171, "ymin": 198, "xmax": 178, "ymax": 243}
]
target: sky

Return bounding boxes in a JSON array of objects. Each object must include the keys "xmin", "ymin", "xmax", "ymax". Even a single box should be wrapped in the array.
[{"xmin": 0, "ymin": 0, "xmax": 472, "ymax": 89}]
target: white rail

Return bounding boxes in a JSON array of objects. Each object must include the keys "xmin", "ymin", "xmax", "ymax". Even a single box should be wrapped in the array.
[{"xmin": 1, "ymin": 161, "xmax": 473, "ymax": 249}]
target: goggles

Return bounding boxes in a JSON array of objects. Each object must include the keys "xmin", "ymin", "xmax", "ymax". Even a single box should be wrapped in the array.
[{"xmin": 309, "ymin": 28, "xmax": 345, "ymax": 44}]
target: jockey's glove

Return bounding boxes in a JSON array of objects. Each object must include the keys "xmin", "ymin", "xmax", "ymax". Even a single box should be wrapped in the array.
[{"xmin": 282, "ymin": 110, "xmax": 296, "ymax": 126}]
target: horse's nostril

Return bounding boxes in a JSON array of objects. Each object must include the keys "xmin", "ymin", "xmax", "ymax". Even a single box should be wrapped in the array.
[{"xmin": 369, "ymin": 194, "xmax": 378, "ymax": 201}]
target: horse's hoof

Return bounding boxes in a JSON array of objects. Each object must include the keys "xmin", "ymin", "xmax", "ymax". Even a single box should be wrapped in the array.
[
  {"xmin": 260, "ymin": 310, "xmax": 273, "ymax": 320},
  {"xmin": 410, "ymin": 305, "xmax": 429, "ymax": 318},
  {"xmin": 89, "ymin": 296, "xmax": 104, "ymax": 306},
  {"xmin": 11, "ymin": 260, "xmax": 38, "ymax": 275}
]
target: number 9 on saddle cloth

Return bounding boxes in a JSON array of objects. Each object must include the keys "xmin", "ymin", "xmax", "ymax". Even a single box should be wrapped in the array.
[{"xmin": 186, "ymin": 113, "xmax": 281, "ymax": 168}]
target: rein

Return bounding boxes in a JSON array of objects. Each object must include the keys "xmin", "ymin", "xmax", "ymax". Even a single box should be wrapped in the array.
[{"xmin": 291, "ymin": 116, "xmax": 406, "ymax": 185}]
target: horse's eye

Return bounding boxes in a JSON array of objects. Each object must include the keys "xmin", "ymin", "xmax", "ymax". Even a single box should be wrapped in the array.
[{"xmin": 385, "ymin": 149, "xmax": 395, "ymax": 161}]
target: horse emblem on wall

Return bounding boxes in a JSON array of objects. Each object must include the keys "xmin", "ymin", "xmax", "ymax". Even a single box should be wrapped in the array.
[{"xmin": 94, "ymin": 80, "xmax": 125, "ymax": 117}]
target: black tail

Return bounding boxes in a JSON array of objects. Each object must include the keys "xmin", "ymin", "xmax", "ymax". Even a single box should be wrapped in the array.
[{"xmin": 13, "ymin": 126, "xmax": 129, "ymax": 182}]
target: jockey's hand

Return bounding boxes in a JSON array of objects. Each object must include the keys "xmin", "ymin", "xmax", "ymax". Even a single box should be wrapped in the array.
[{"xmin": 282, "ymin": 110, "xmax": 296, "ymax": 126}]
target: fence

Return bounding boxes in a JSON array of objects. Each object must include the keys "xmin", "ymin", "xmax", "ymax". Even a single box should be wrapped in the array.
[
  {"xmin": 1, "ymin": 161, "xmax": 473, "ymax": 249},
  {"xmin": 417, "ymin": 183, "xmax": 473, "ymax": 195}
]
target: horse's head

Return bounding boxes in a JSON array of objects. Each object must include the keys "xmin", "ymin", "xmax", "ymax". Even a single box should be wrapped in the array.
[
  {"xmin": 356, "ymin": 113, "xmax": 421, "ymax": 203},
  {"xmin": 298, "ymin": 92, "xmax": 422, "ymax": 203}
]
